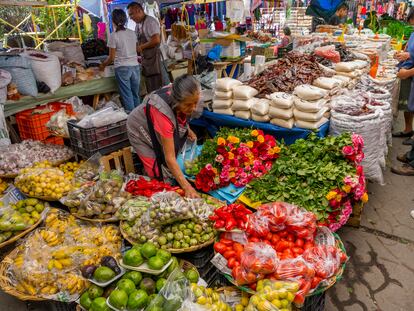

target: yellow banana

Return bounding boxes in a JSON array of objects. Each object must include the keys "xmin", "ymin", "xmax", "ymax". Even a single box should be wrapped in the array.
[
  {"xmin": 53, "ymin": 260, "xmax": 63, "ymax": 270},
  {"xmin": 59, "ymin": 258, "xmax": 72, "ymax": 267}
]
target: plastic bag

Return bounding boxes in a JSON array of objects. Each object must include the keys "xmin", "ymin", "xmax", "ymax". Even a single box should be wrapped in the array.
[
  {"xmin": 294, "ymin": 95, "xmax": 328, "ymax": 113},
  {"xmin": 334, "ymin": 62, "xmax": 358, "ymax": 73},
  {"xmin": 270, "ymin": 118, "xmax": 294, "ymax": 129},
  {"xmin": 251, "ymin": 99, "xmax": 270, "ymax": 116},
  {"xmin": 76, "ymin": 107, "xmax": 127, "ymax": 128},
  {"xmin": 145, "ymin": 268, "xmax": 191, "ymax": 311},
  {"xmin": 269, "ymin": 106, "xmax": 293, "ymax": 120},
  {"xmin": 267, "ymin": 92, "xmax": 294, "ymax": 109},
  {"xmin": 115, "ymin": 197, "xmax": 151, "ymax": 222},
  {"xmin": 314, "ymin": 45, "xmax": 340, "ymax": 63},
  {"xmin": 46, "ymin": 109, "xmax": 76, "ymax": 138},
  {"xmin": 293, "ymin": 107, "xmax": 329, "ymax": 122},
  {"xmin": 0, "ymin": 103, "xmax": 10, "ymax": 146},
  {"xmin": 252, "ymin": 114, "xmax": 270, "ymax": 123},
  {"xmin": 73, "ymin": 152, "xmax": 102, "ymax": 185},
  {"xmin": 246, "ymin": 279, "xmax": 299, "ymax": 311},
  {"xmin": 312, "ymin": 77, "xmax": 340, "ymax": 90},
  {"xmin": 215, "ymin": 90, "xmax": 233, "ymax": 99},
  {"xmin": 213, "ymin": 108, "xmax": 234, "ymax": 115},
  {"xmin": 213, "ymin": 98, "xmax": 233, "ymax": 109},
  {"xmin": 215, "ymin": 77, "xmax": 242, "ymax": 91},
  {"xmin": 294, "ymin": 85, "xmax": 327, "ymax": 101},
  {"xmin": 233, "ymin": 98, "xmax": 256, "ymax": 111},
  {"xmin": 295, "ymin": 117, "xmax": 329, "ymax": 129},
  {"xmin": 241, "ymin": 242, "xmax": 278, "ymax": 275},
  {"xmin": 233, "ymin": 85, "xmax": 259, "ymax": 99},
  {"xmin": 234, "ymin": 110, "xmax": 252, "ymax": 120},
  {"xmin": 303, "ymin": 245, "xmax": 346, "ymax": 281},
  {"xmin": 63, "ymin": 96, "xmax": 94, "ymax": 120}
]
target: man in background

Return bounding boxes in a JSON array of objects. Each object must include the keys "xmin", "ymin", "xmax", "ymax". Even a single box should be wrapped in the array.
[
  {"xmin": 127, "ymin": 2, "xmax": 164, "ymax": 93},
  {"xmin": 328, "ymin": 3, "xmax": 349, "ymax": 26}
]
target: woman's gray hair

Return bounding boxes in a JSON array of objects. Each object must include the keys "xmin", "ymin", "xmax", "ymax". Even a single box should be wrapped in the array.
[{"xmin": 171, "ymin": 74, "xmax": 201, "ymax": 108}]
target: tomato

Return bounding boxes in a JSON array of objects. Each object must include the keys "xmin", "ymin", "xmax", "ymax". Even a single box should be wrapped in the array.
[
  {"xmin": 249, "ymin": 283, "xmax": 257, "ymax": 291},
  {"xmin": 276, "ymin": 241, "xmax": 289, "ymax": 252},
  {"xmin": 223, "ymin": 250, "xmax": 236, "ymax": 260},
  {"xmin": 295, "ymin": 238, "xmax": 304, "ymax": 248},
  {"xmin": 311, "ymin": 276, "xmax": 322, "ymax": 289},
  {"xmin": 249, "ymin": 237, "xmax": 260, "ymax": 243},
  {"xmin": 303, "ymin": 242, "xmax": 314, "ymax": 250},
  {"xmin": 220, "ymin": 238, "xmax": 234, "ymax": 246},
  {"xmin": 214, "ymin": 242, "xmax": 227, "ymax": 254},
  {"xmin": 287, "ymin": 234, "xmax": 295, "ymax": 242},
  {"xmin": 279, "ymin": 230, "xmax": 288, "ymax": 237},
  {"xmin": 294, "ymin": 292, "xmax": 305, "ymax": 305},
  {"xmin": 339, "ymin": 252, "xmax": 348, "ymax": 263},
  {"xmin": 270, "ymin": 234, "xmax": 280, "ymax": 245},
  {"xmin": 292, "ymin": 247, "xmax": 304, "ymax": 255},
  {"xmin": 287, "ymin": 241, "xmax": 295, "ymax": 249},
  {"xmin": 227, "ymin": 257, "xmax": 237, "ymax": 269},
  {"xmin": 265, "ymin": 232, "xmax": 273, "ymax": 241},
  {"xmin": 233, "ymin": 243, "xmax": 244, "ymax": 253}
]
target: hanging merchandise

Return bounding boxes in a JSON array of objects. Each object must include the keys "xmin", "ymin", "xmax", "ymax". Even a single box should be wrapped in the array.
[{"xmin": 226, "ymin": 0, "xmax": 245, "ymax": 23}]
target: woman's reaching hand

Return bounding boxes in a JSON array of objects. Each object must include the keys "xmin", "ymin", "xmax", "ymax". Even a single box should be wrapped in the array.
[{"xmin": 184, "ymin": 185, "xmax": 200, "ymax": 198}]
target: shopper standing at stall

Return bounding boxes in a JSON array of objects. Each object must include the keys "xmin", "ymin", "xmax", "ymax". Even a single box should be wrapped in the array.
[
  {"xmin": 100, "ymin": 9, "xmax": 140, "ymax": 113},
  {"xmin": 126, "ymin": 74, "xmax": 200, "ymax": 198},
  {"xmin": 127, "ymin": 2, "xmax": 164, "ymax": 93},
  {"xmin": 328, "ymin": 3, "xmax": 349, "ymax": 26}
]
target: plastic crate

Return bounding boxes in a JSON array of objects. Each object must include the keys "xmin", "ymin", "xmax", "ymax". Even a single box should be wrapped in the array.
[
  {"xmin": 42, "ymin": 136, "xmax": 64, "ymax": 145},
  {"xmin": 67, "ymin": 119, "xmax": 130, "ymax": 158},
  {"xmin": 16, "ymin": 102, "xmax": 73, "ymax": 141}
]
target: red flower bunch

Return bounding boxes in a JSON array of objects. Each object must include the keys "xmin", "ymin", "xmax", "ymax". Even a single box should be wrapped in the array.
[{"xmin": 194, "ymin": 129, "xmax": 280, "ymax": 192}]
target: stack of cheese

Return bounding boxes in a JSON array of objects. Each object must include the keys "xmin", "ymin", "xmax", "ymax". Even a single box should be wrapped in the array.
[
  {"xmin": 232, "ymin": 85, "xmax": 259, "ymax": 120},
  {"xmin": 266, "ymin": 92, "xmax": 295, "ymax": 129},
  {"xmin": 212, "ymin": 78, "xmax": 242, "ymax": 115},
  {"xmin": 293, "ymin": 84, "xmax": 329, "ymax": 129}
]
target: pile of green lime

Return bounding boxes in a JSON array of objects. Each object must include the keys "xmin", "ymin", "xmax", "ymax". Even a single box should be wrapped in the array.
[{"xmin": 123, "ymin": 242, "xmax": 172, "ymax": 270}]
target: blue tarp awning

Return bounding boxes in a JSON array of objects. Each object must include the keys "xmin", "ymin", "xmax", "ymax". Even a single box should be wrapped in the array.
[{"xmin": 306, "ymin": 0, "xmax": 344, "ymax": 20}]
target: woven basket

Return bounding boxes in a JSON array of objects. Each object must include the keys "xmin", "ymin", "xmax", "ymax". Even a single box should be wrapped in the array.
[
  {"xmin": 18, "ymin": 191, "xmax": 63, "ymax": 202},
  {"xmin": 0, "ymin": 217, "xmax": 43, "ymax": 249},
  {"xmin": 0, "ymin": 247, "xmax": 46, "ymax": 301},
  {"xmin": 120, "ymin": 223, "xmax": 216, "ymax": 254},
  {"xmin": 72, "ymin": 214, "xmax": 119, "ymax": 223}
]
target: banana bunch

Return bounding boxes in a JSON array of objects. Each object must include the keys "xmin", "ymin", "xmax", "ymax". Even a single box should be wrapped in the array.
[
  {"xmin": 39, "ymin": 285, "xmax": 59, "ymax": 295},
  {"xmin": 45, "ymin": 209, "xmax": 76, "ymax": 233},
  {"xmin": 38, "ymin": 229, "xmax": 62, "ymax": 246},
  {"xmin": 14, "ymin": 254, "xmax": 24, "ymax": 268},
  {"xmin": 58, "ymin": 273, "xmax": 88, "ymax": 295},
  {"xmin": 15, "ymin": 281, "xmax": 37, "ymax": 295},
  {"xmin": 103, "ymin": 225, "xmax": 121, "ymax": 243},
  {"xmin": 47, "ymin": 258, "xmax": 73, "ymax": 270}
]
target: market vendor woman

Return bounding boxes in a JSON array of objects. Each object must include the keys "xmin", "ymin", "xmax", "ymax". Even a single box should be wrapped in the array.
[{"xmin": 127, "ymin": 74, "xmax": 200, "ymax": 198}]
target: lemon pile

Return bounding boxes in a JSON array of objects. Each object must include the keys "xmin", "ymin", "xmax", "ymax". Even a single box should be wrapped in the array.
[
  {"xmin": 59, "ymin": 161, "xmax": 84, "ymax": 180},
  {"xmin": 15, "ymin": 167, "xmax": 73, "ymax": 200}
]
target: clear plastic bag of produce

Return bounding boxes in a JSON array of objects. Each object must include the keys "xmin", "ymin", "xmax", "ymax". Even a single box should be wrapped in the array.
[
  {"xmin": 245, "ymin": 279, "xmax": 299, "ymax": 311},
  {"xmin": 79, "ymin": 170, "xmax": 130, "ymax": 219},
  {"xmin": 241, "ymin": 242, "xmax": 279, "ymax": 275},
  {"xmin": 15, "ymin": 167, "xmax": 73, "ymax": 200},
  {"xmin": 145, "ymin": 268, "xmax": 192, "ymax": 311},
  {"xmin": 76, "ymin": 106, "xmax": 127, "ymax": 128},
  {"xmin": 315, "ymin": 45, "xmax": 341, "ymax": 63},
  {"xmin": 273, "ymin": 258, "xmax": 315, "ymax": 306},
  {"xmin": 115, "ymin": 196, "xmax": 151, "ymax": 221},
  {"xmin": 232, "ymin": 264, "xmax": 266, "ymax": 286},
  {"xmin": 46, "ymin": 109, "xmax": 76, "ymax": 138},
  {"xmin": 73, "ymin": 152, "xmax": 102, "ymax": 185}
]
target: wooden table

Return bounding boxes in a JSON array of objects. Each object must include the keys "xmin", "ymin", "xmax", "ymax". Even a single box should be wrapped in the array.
[{"xmin": 213, "ymin": 57, "xmax": 245, "ymax": 79}]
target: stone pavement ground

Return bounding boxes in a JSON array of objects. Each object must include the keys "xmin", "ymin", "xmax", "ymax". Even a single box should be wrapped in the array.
[
  {"xmin": 326, "ymin": 137, "xmax": 414, "ymax": 311},
  {"xmin": 0, "ymin": 139, "xmax": 413, "ymax": 311}
]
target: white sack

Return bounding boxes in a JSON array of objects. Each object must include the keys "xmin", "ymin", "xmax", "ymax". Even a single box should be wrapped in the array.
[
  {"xmin": 313, "ymin": 77, "xmax": 340, "ymax": 90},
  {"xmin": 270, "ymin": 118, "xmax": 294, "ymax": 129},
  {"xmin": 293, "ymin": 107, "xmax": 329, "ymax": 122},
  {"xmin": 266, "ymin": 92, "xmax": 294, "ymax": 108},
  {"xmin": 213, "ymin": 108, "xmax": 234, "ymax": 115},
  {"xmin": 232, "ymin": 85, "xmax": 259, "ymax": 99},
  {"xmin": 215, "ymin": 90, "xmax": 233, "ymax": 99},
  {"xmin": 334, "ymin": 62, "xmax": 359, "ymax": 72},
  {"xmin": 252, "ymin": 113, "xmax": 270, "ymax": 122},
  {"xmin": 232, "ymin": 98, "xmax": 257, "ymax": 111},
  {"xmin": 234, "ymin": 110, "xmax": 251, "ymax": 120},
  {"xmin": 250, "ymin": 99, "xmax": 270, "ymax": 116},
  {"xmin": 294, "ymin": 97, "xmax": 328, "ymax": 113},
  {"xmin": 295, "ymin": 117, "xmax": 329, "ymax": 129},
  {"xmin": 212, "ymin": 98, "xmax": 233, "ymax": 109},
  {"xmin": 215, "ymin": 77, "xmax": 242, "ymax": 91},
  {"xmin": 294, "ymin": 84, "xmax": 328, "ymax": 101},
  {"xmin": 269, "ymin": 106, "xmax": 293, "ymax": 120}
]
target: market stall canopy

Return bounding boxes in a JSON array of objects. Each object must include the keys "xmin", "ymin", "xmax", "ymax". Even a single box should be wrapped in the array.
[
  {"xmin": 306, "ymin": 0, "xmax": 344, "ymax": 20},
  {"xmin": 79, "ymin": 0, "xmax": 104, "ymax": 17}
]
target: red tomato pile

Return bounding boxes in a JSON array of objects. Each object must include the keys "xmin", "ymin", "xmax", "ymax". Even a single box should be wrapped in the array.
[
  {"xmin": 213, "ymin": 202, "xmax": 348, "ymax": 305},
  {"xmin": 209, "ymin": 204, "xmax": 252, "ymax": 230},
  {"xmin": 125, "ymin": 177, "xmax": 183, "ymax": 197}
]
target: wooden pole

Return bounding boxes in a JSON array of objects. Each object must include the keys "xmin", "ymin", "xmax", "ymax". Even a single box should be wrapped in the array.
[{"xmin": 74, "ymin": 2, "xmax": 82, "ymax": 43}]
